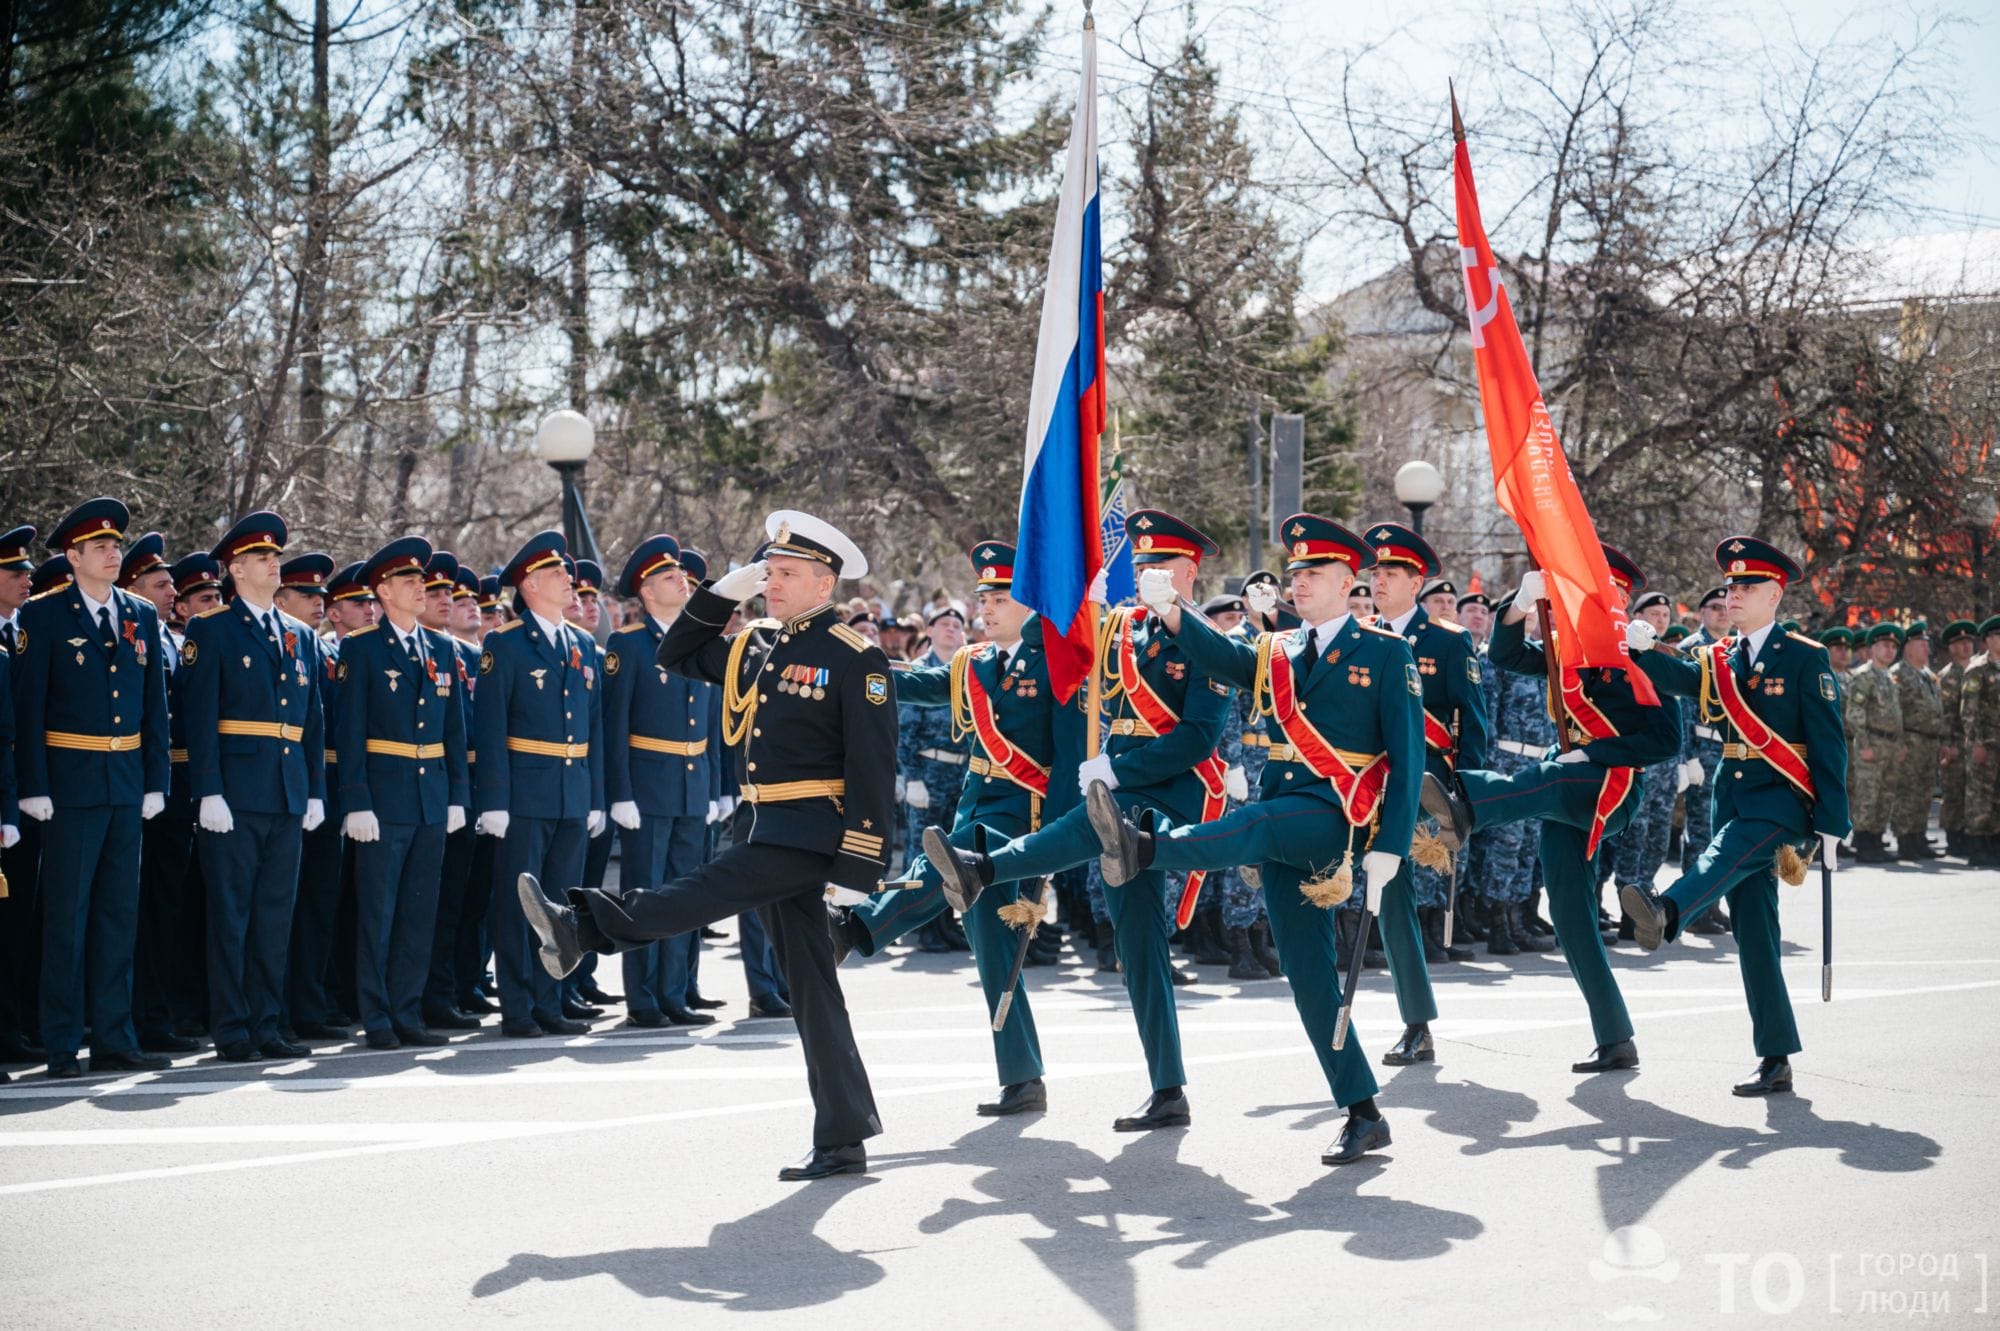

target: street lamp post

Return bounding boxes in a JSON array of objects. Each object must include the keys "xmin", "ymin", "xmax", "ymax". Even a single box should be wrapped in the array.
[
  {"xmin": 534, "ymin": 409, "xmax": 602, "ymax": 566},
  {"xmin": 1394, "ymin": 459, "xmax": 1446, "ymax": 536}
]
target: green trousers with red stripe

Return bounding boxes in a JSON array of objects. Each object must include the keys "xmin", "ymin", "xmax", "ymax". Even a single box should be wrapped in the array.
[{"xmin": 1661, "ymin": 818, "xmax": 1811, "ymax": 1058}]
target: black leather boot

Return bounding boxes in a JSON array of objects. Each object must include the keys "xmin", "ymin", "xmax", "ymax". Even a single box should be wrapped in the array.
[
  {"xmin": 1226, "ymin": 926, "xmax": 1266, "ymax": 981},
  {"xmin": 1509, "ymin": 902, "xmax": 1555, "ymax": 953},
  {"xmin": 1418, "ymin": 908, "xmax": 1448, "ymax": 963},
  {"xmin": 1486, "ymin": 902, "xmax": 1520, "ymax": 956},
  {"xmin": 1250, "ymin": 918, "xmax": 1283, "ymax": 977}
]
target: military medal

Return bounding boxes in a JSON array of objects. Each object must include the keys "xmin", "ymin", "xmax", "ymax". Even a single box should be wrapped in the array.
[
  {"xmin": 1147, "ymin": 640, "xmax": 1160, "ymax": 659},
  {"xmin": 530, "ymin": 668, "xmax": 547, "ymax": 690},
  {"xmin": 386, "ymin": 669, "xmax": 401, "ymax": 693},
  {"xmin": 1001, "ymin": 675, "xmax": 1014, "ymax": 691}
]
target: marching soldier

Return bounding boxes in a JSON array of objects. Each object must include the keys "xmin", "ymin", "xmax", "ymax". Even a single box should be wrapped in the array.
[
  {"xmin": 1890, "ymin": 623, "xmax": 1946, "ymax": 860},
  {"xmin": 830, "ymin": 538, "xmax": 1086, "ymax": 1115},
  {"xmin": 336, "ymin": 538, "xmax": 470, "ymax": 1048},
  {"xmin": 1422, "ymin": 548, "xmax": 1682, "ymax": 1075},
  {"xmin": 1609, "ymin": 588, "xmax": 1684, "ymax": 924},
  {"xmin": 926, "ymin": 509, "xmax": 1231, "ymax": 1134},
  {"xmin": 1960, "ymin": 618, "xmax": 2000, "ymax": 868},
  {"xmin": 1620, "ymin": 538, "xmax": 1850, "ymax": 1096},
  {"xmin": 15, "ymin": 498, "xmax": 173, "ymax": 1076},
  {"xmin": 1938, "ymin": 620, "xmax": 1980, "ymax": 858},
  {"xmin": 1344, "ymin": 522, "xmax": 1489, "ymax": 1063},
  {"xmin": 1082, "ymin": 515, "xmax": 1418, "ymax": 1165},
  {"xmin": 424, "ymin": 565, "xmax": 489, "ymax": 1031},
  {"xmin": 516, "ymin": 510, "xmax": 894, "ymax": 1180},
  {"xmin": 1843, "ymin": 623, "xmax": 1903, "ymax": 864},
  {"xmin": 472, "ymin": 530, "xmax": 602, "ymax": 1038},
  {"xmin": 182, "ymin": 512, "xmax": 328, "ymax": 1062}
]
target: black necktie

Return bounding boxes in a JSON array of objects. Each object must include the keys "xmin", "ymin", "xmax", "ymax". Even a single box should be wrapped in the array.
[
  {"xmin": 97, "ymin": 606, "xmax": 114, "ymax": 650},
  {"xmin": 1299, "ymin": 630, "xmax": 1321, "ymax": 681},
  {"xmin": 1, "ymin": 622, "xmax": 15, "ymax": 653}
]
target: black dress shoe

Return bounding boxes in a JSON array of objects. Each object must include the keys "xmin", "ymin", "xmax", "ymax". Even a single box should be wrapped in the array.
[
  {"xmin": 1169, "ymin": 966, "xmax": 1197, "ymax": 986},
  {"xmin": 139, "ymin": 1031, "xmax": 201, "ymax": 1053},
  {"xmin": 830, "ymin": 910, "xmax": 865, "ymax": 966},
  {"xmin": 1572, "ymin": 1039, "xmax": 1639, "ymax": 1072},
  {"xmin": 563, "ymin": 999, "xmax": 604, "ymax": 1021},
  {"xmin": 748, "ymin": 994, "xmax": 794, "ymax": 1019},
  {"xmin": 458, "ymin": 993, "xmax": 498, "ymax": 1015},
  {"xmin": 1322, "ymin": 1111, "xmax": 1392, "ymax": 1165},
  {"xmin": 89, "ymin": 1048, "xmax": 171, "ymax": 1073},
  {"xmin": 216, "ymin": 1041, "xmax": 262, "ymax": 1063},
  {"xmin": 500, "ymin": 1020, "xmax": 543, "ymax": 1038},
  {"xmin": 977, "ymin": 1078, "xmax": 1047, "ymax": 1117},
  {"xmin": 422, "ymin": 1007, "xmax": 481, "ymax": 1031},
  {"xmin": 394, "ymin": 1027, "xmax": 449, "ymax": 1047},
  {"xmin": 46, "ymin": 1054, "xmax": 82, "ymax": 1079},
  {"xmin": 366, "ymin": 1029, "xmax": 403, "ymax": 1051},
  {"xmin": 294, "ymin": 1020, "xmax": 353, "ymax": 1040},
  {"xmin": 685, "ymin": 994, "xmax": 726, "ymax": 1011},
  {"xmin": 325, "ymin": 1010, "xmax": 356, "ymax": 1028},
  {"xmin": 260, "ymin": 1038, "xmax": 311, "ymax": 1059},
  {"xmin": 777, "ymin": 1143, "xmax": 867, "ymax": 1181},
  {"xmin": 1113, "ymin": 1088, "xmax": 1191, "ymax": 1132},
  {"xmin": 0, "ymin": 1034, "xmax": 48, "ymax": 1062},
  {"xmin": 1381, "ymin": 1023, "xmax": 1435, "ymax": 1067},
  {"xmin": 701, "ymin": 926, "xmax": 728, "ymax": 941},
  {"xmin": 623, "ymin": 1010, "xmax": 667, "ymax": 1029},
  {"xmin": 1620, "ymin": 884, "xmax": 1671, "ymax": 952},
  {"xmin": 515, "ymin": 873, "xmax": 586, "ymax": 979},
  {"xmin": 578, "ymin": 983, "xmax": 622, "ymax": 1005},
  {"xmin": 536, "ymin": 1015, "xmax": 589, "ymax": 1036},
  {"xmin": 1086, "ymin": 781, "xmax": 1150, "ymax": 886},
  {"xmin": 663, "ymin": 1004, "xmax": 717, "ymax": 1027},
  {"xmin": 1419, "ymin": 772, "xmax": 1471, "ymax": 852},
  {"xmin": 1732, "ymin": 1057, "xmax": 1793, "ymax": 1096},
  {"xmin": 927, "ymin": 826, "xmax": 991, "ymax": 913}
]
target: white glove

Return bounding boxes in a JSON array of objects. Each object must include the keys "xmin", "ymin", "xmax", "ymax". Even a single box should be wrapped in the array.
[
  {"xmin": 824, "ymin": 882, "xmax": 870, "ymax": 908},
  {"xmin": 1079, "ymin": 752, "xmax": 1117, "ymax": 793},
  {"xmin": 611, "ymin": 800, "xmax": 642, "ymax": 831},
  {"xmin": 302, "ymin": 798, "xmax": 324, "ymax": 832},
  {"xmin": 199, "ymin": 794, "xmax": 235, "ymax": 834},
  {"xmin": 1626, "ymin": 619, "xmax": 1657, "ymax": 653},
  {"xmin": 1223, "ymin": 765, "xmax": 1250, "ymax": 802},
  {"xmin": 447, "ymin": 805, "xmax": 466, "ymax": 834},
  {"xmin": 1137, "ymin": 567, "xmax": 1177, "ymax": 611},
  {"xmin": 141, "ymin": 792, "xmax": 165, "ymax": 820},
  {"xmin": 1086, "ymin": 565, "xmax": 1110, "ymax": 605},
  {"xmin": 1682, "ymin": 757, "xmax": 1705, "ymax": 789},
  {"xmin": 905, "ymin": 782, "xmax": 929, "ymax": 811},
  {"xmin": 2, "ymin": 825, "xmax": 17, "ymax": 850},
  {"xmin": 894, "ymin": 775, "xmax": 908, "ymax": 804},
  {"xmin": 344, "ymin": 809, "xmax": 381, "ymax": 843},
  {"xmin": 478, "ymin": 810, "xmax": 510, "ymax": 838},
  {"xmin": 1246, "ymin": 583, "xmax": 1278, "ymax": 615},
  {"xmin": 587, "ymin": 809, "xmax": 607, "ymax": 837},
  {"xmin": 1362, "ymin": 852, "xmax": 1401, "ymax": 914},
  {"xmin": 1820, "ymin": 832, "xmax": 1841, "ymax": 872},
  {"xmin": 1517, "ymin": 570, "xmax": 1545, "ymax": 606},
  {"xmin": 709, "ymin": 560, "xmax": 769, "ymax": 602},
  {"xmin": 717, "ymin": 794, "xmax": 737, "ymax": 820},
  {"xmin": 18, "ymin": 797, "xmax": 52, "ymax": 823},
  {"xmin": 1675, "ymin": 763, "xmax": 1691, "ymax": 793},
  {"xmin": 706, "ymin": 799, "xmax": 720, "ymax": 825},
  {"xmin": 1554, "ymin": 748, "xmax": 1590, "ymax": 765}
]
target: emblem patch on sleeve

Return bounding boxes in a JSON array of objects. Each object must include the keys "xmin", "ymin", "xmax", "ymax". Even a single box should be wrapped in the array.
[
  {"xmin": 1406, "ymin": 663, "xmax": 1423, "ymax": 696},
  {"xmin": 1467, "ymin": 657, "xmax": 1481, "ymax": 683},
  {"xmin": 479, "ymin": 651, "xmax": 494, "ymax": 676},
  {"xmin": 865, "ymin": 673, "xmax": 888, "ymax": 705},
  {"xmin": 605, "ymin": 651, "xmax": 620, "ymax": 675},
  {"xmin": 180, "ymin": 639, "xmax": 195, "ymax": 665},
  {"xmin": 1819, "ymin": 672, "xmax": 1837, "ymax": 701}
]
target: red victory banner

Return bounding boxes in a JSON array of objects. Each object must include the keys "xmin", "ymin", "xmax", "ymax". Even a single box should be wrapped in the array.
[{"xmin": 1450, "ymin": 90, "xmax": 1658, "ymax": 706}]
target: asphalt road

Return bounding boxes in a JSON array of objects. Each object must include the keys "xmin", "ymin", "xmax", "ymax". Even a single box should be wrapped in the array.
[{"xmin": 3, "ymin": 858, "xmax": 1995, "ymax": 1328}]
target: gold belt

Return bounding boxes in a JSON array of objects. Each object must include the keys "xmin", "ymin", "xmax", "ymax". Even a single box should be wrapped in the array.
[
  {"xmin": 366, "ymin": 740, "xmax": 446, "ymax": 760},
  {"xmin": 968, "ymin": 754, "xmax": 1052, "ymax": 782},
  {"xmin": 628, "ymin": 736, "xmax": 708, "ymax": 756},
  {"xmin": 1242, "ymin": 733, "xmax": 1271, "ymax": 748},
  {"xmin": 218, "ymin": 720, "xmax": 305, "ymax": 742},
  {"xmin": 505, "ymin": 738, "xmax": 588, "ymax": 759},
  {"xmin": 44, "ymin": 731, "xmax": 143, "ymax": 753},
  {"xmin": 1266, "ymin": 743, "xmax": 1380, "ymax": 767},
  {"xmin": 741, "ymin": 779, "xmax": 845, "ymax": 803},
  {"xmin": 1108, "ymin": 717, "xmax": 1160, "ymax": 738},
  {"xmin": 1723, "ymin": 740, "xmax": 1805, "ymax": 762}
]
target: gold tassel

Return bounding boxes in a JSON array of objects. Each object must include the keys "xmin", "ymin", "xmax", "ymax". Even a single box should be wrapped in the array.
[
  {"xmin": 1410, "ymin": 824, "xmax": 1455, "ymax": 875},
  {"xmin": 996, "ymin": 883, "xmax": 1051, "ymax": 935},
  {"xmin": 1775, "ymin": 843, "xmax": 1807, "ymax": 886},
  {"xmin": 1300, "ymin": 851, "xmax": 1354, "ymax": 908}
]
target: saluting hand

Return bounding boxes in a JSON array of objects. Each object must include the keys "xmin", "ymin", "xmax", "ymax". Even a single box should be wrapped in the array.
[{"xmin": 710, "ymin": 560, "xmax": 769, "ymax": 603}]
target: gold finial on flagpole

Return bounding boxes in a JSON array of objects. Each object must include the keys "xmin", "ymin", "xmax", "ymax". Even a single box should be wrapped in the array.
[
  {"xmin": 1083, "ymin": 0, "xmax": 1094, "ymax": 32},
  {"xmin": 1449, "ymin": 79, "xmax": 1465, "ymax": 145}
]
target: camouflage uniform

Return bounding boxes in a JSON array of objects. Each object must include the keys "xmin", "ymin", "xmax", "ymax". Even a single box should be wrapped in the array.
[
  {"xmin": 897, "ymin": 648, "xmax": 967, "ymax": 871},
  {"xmin": 1483, "ymin": 660, "xmax": 1557, "ymax": 905},
  {"xmin": 1842, "ymin": 659, "xmax": 1902, "ymax": 840},
  {"xmin": 1961, "ymin": 650, "xmax": 2000, "ymax": 841},
  {"xmin": 1889, "ymin": 658, "xmax": 1947, "ymax": 852},
  {"xmin": 1679, "ymin": 631, "xmax": 1727, "ymax": 870},
  {"xmin": 1937, "ymin": 653, "xmax": 1974, "ymax": 843},
  {"xmin": 1463, "ymin": 641, "xmax": 1504, "ymax": 907},
  {"xmin": 1218, "ymin": 668, "xmax": 1268, "ymax": 931}
]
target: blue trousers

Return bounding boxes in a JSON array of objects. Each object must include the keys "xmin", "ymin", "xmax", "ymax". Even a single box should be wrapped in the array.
[
  {"xmin": 492, "ymin": 816, "xmax": 588, "ymax": 1026},
  {"xmin": 1663, "ymin": 818, "xmax": 1807, "ymax": 1057},
  {"xmin": 739, "ymin": 907, "xmax": 784, "ymax": 1000},
  {"xmin": 426, "ymin": 825, "xmax": 476, "ymax": 1011},
  {"xmin": 40, "ymin": 805, "xmax": 144, "ymax": 1057},
  {"xmin": 566, "ymin": 822, "xmax": 617, "ymax": 1001},
  {"xmin": 354, "ymin": 820, "xmax": 446, "ymax": 1034},
  {"xmin": 619, "ymin": 814, "xmax": 708, "ymax": 1016},
  {"xmin": 850, "ymin": 809, "xmax": 1045, "ymax": 1086},
  {"xmin": 987, "ymin": 795, "xmax": 1185, "ymax": 1090},
  {"xmin": 286, "ymin": 821, "xmax": 346, "ymax": 1027},
  {"xmin": 1148, "ymin": 796, "xmax": 1380, "ymax": 1106},
  {"xmin": 200, "ymin": 810, "xmax": 304, "ymax": 1050}
]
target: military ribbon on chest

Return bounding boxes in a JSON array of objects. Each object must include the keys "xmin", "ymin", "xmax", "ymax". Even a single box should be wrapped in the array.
[{"xmin": 779, "ymin": 663, "xmax": 829, "ymax": 699}]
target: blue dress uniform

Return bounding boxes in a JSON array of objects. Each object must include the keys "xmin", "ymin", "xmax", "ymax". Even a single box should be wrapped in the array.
[
  {"xmin": 473, "ymin": 531, "xmax": 604, "ymax": 1035},
  {"xmin": 0, "ymin": 525, "xmax": 42, "ymax": 1064},
  {"xmin": 338, "ymin": 539, "xmax": 471, "ymax": 1044},
  {"xmin": 425, "ymin": 564, "xmax": 488, "ymax": 1027},
  {"xmin": 1679, "ymin": 588, "xmax": 1730, "ymax": 872},
  {"xmin": 562, "ymin": 557, "xmax": 616, "ymax": 1011},
  {"xmin": 1623, "ymin": 539, "xmax": 1851, "ymax": 1088},
  {"xmin": 603, "ymin": 537, "xmax": 724, "ymax": 1025},
  {"xmin": 1117, "ymin": 517, "xmax": 1423, "ymax": 1131},
  {"xmin": 843, "ymin": 541, "xmax": 1085, "ymax": 1096},
  {"xmin": 161, "ymin": 553, "xmax": 223, "ymax": 1033},
  {"xmin": 15, "ymin": 499, "xmax": 172, "ymax": 1072},
  {"xmin": 1344, "ymin": 524, "xmax": 1490, "ymax": 1053},
  {"xmin": 1610, "ymin": 586, "xmax": 1684, "ymax": 897},
  {"xmin": 1424, "ymin": 552, "xmax": 1681, "ymax": 1068},
  {"xmin": 935, "ymin": 510, "xmax": 1232, "ymax": 1110},
  {"xmin": 182, "ymin": 513, "xmax": 328, "ymax": 1059}
]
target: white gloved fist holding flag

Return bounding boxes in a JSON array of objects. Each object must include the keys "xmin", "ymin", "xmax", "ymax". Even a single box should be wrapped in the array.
[
  {"xmin": 1245, "ymin": 582, "xmax": 1279, "ymax": 616},
  {"xmin": 1137, "ymin": 567, "xmax": 1176, "ymax": 611},
  {"xmin": 1516, "ymin": 569, "xmax": 1545, "ymax": 608}
]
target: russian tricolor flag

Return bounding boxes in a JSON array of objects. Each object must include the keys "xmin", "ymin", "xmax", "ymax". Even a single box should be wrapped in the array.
[{"xmin": 1014, "ymin": 20, "xmax": 1103, "ymax": 704}]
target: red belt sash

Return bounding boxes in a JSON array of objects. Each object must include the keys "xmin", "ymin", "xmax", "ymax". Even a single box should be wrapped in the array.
[
  {"xmin": 960, "ymin": 649, "xmax": 1050, "ymax": 798},
  {"xmin": 1265, "ymin": 638, "xmax": 1390, "ymax": 826},
  {"xmin": 1558, "ymin": 667, "xmax": 1636, "ymax": 858},
  {"xmin": 1117, "ymin": 610, "xmax": 1227, "ymax": 928},
  {"xmin": 1707, "ymin": 641, "xmax": 1816, "ymax": 799},
  {"xmin": 1422, "ymin": 708, "xmax": 1456, "ymax": 765}
]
